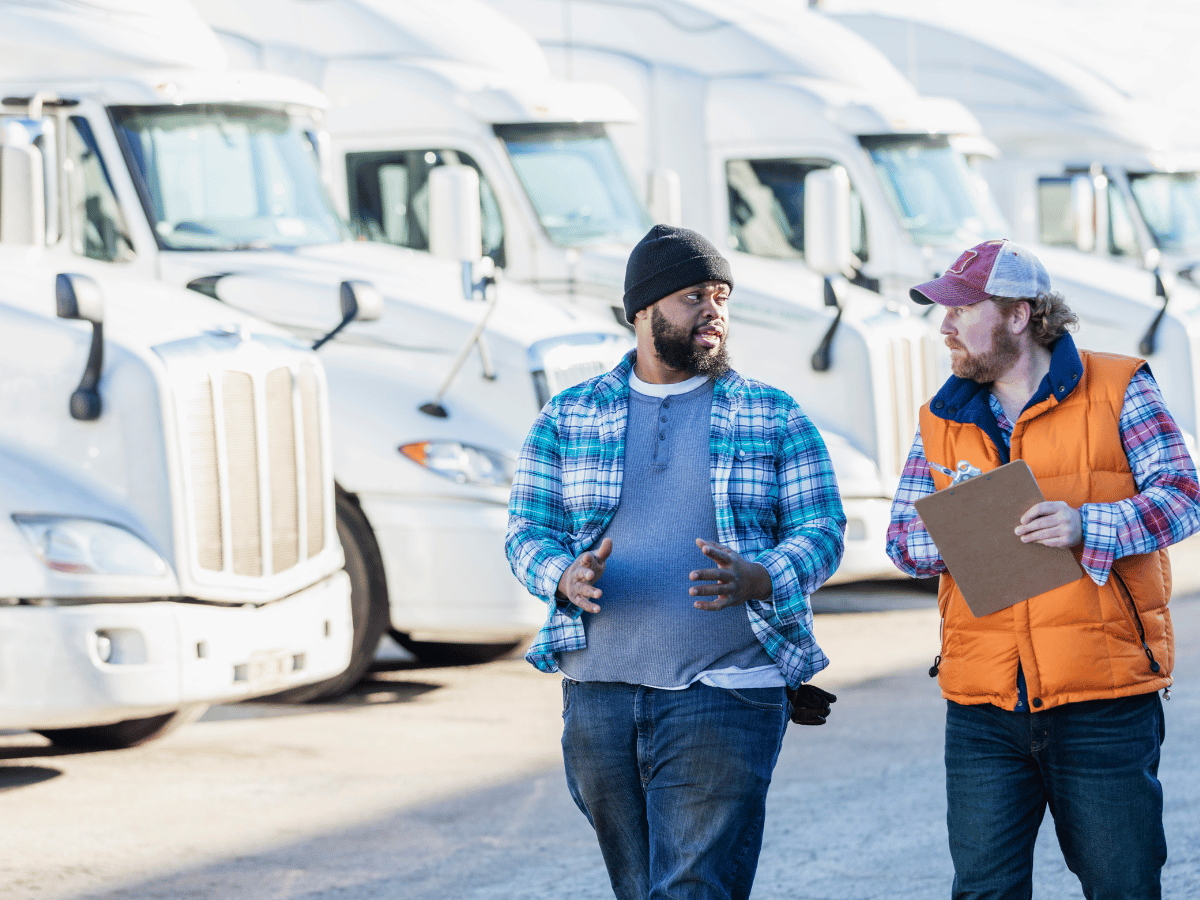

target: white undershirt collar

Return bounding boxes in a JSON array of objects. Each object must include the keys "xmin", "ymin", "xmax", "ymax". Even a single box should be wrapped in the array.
[{"xmin": 629, "ymin": 371, "xmax": 709, "ymax": 398}]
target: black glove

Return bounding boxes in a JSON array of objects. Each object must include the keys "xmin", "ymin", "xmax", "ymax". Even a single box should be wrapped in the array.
[{"xmin": 786, "ymin": 683, "xmax": 837, "ymax": 726}]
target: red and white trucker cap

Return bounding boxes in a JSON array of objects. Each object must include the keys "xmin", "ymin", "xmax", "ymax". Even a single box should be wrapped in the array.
[{"xmin": 910, "ymin": 239, "xmax": 1051, "ymax": 307}]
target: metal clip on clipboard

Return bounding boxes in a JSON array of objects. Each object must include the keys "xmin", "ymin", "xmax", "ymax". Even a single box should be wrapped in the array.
[{"xmin": 930, "ymin": 460, "xmax": 983, "ymax": 486}]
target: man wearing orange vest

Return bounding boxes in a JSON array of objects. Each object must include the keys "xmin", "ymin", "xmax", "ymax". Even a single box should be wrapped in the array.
[{"xmin": 887, "ymin": 238, "xmax": 1200, "ymax": 900}]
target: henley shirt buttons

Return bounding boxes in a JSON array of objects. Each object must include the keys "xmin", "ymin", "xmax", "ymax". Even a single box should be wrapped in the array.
[{"xmin": 1032, "ymin": 698, "xmax": 1043, "ymax": 708}]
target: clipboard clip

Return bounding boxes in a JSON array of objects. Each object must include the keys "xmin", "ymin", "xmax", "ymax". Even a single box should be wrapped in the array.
[{"xmin": 930, "ymin": 459, "xmax": 984, "ymax": 486}]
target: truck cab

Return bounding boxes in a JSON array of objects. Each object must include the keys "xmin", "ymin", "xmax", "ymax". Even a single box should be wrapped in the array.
[
  {"xmin": 192, "ymin": 0, "xmax": 952, "ymax": 583},
  {"xmin": 0, "ymin": 2, "xmax": 632, "ymax": 691},
  {"xmin": 0, "ymin": 244, "xmax": 352, "ymax": 748}
]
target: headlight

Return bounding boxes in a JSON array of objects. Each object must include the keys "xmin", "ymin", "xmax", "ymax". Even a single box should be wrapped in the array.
[
  {"xmin": 13, "ymin": 515, "xmax": 170, "ymax": 577},
  {"xmin": 399, "ymin": 441, "xmax": 516, "ymax": 487}
]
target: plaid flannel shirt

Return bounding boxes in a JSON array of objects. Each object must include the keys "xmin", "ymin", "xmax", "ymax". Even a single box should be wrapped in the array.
[
  {"xmin": 888, "ymin": 360, "xmax": 1200, "ymax": 585},
  {"xmin": 506, "ymin": 351, "xmax": 846, "ymax": 689}
]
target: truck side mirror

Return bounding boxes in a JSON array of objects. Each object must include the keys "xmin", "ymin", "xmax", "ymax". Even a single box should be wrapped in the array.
[
  {"xmin": 339, "ymin": 279, "xmax": 383, "ymax": 323},
  {"xmin": 0, "ymin": 125, "xmax": 46, "ymax": 247},
  {"xmin": 804, "ymin": 166, "xmax": 853, "ymax": 278},
  {"xmin": 1070, "ymin": 173, "xmax": 1097, "ymax": 253},
  {"xmin": 428, "ymin": 164, "xmax": 483, "ymax": 264},
  {"xmin": 648, "ymin": 167, "xmax": 682, "ymax": 226},
  {"xmin": 55, "ymin": 273, "xmax": 106, "ymax": 421},
  {"xmin": 313, "ymin": 279, "xmax": 385, "ymax": 350}
]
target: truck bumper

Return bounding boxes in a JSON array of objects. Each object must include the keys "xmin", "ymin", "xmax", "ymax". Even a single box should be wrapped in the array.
[
  {"xmin": 824, "ymin": 497, "xmax": 906, "ymax": 585},
  {"xmin": 359, "ymin": 494, "xmax": 545, "ymax": 643},
  {"xmin": 0, "ymin": 570, "xmax": 351, "ymax": 730}
]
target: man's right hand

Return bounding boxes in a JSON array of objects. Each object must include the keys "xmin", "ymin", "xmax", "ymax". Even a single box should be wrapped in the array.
[{"xmin": 557, "ymin": 538, "xmax": 613, "ymax": 614}]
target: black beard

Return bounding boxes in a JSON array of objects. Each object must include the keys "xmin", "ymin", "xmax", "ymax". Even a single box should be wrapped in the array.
[{"xmin": 650, "ymin": 306, "xmax": 731, "ymax": 377}]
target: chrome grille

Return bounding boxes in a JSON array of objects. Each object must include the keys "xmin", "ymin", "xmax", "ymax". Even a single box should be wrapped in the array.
[
  {"xmin": 185, "ymin": 378, "xmax": 223, "ymax": 571},
  {"xmin": 298, "ymin": 362, "xmax": 326, "ymax": 559},
  {"xmin": 176, "ymin": 354, "xmax": 328, "ymax": 580},
  {"xmin": 223, "ymin": 371, "xmax": 262, "ymax": 576},
  {"xmin": 885, "ymin": 333, "xmax": 935, "ymax": 478},
  {"xmin": 266, "ymin": 367, "xmax": 299, "ymax": 573},
  {"xmin": 539, "ymin": 358, "xmax": 613, "ymax": 401}
]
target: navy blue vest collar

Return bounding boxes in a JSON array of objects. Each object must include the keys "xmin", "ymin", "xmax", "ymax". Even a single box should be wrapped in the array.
[{"xmin": 926, "ymin": 333, "xmax": 1084, "ymax": 463}]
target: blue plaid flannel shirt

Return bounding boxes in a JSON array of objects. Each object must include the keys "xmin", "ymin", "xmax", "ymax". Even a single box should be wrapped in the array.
[{"xmin": 505, "ymin": 351, "xmax": 846, "ymax": 689}]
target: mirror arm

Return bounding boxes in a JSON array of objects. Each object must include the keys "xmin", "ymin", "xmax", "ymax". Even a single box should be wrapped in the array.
[
  {"xmin": 1137, "ymin": 271, "xmax": 1170, "ymax": 357},
  {"xmin": 420, "ymin": 279, "xmax": 501, "ymax": 418},
  {"xmin": 311, "ymin": 310, "xmax": 354, "ymax": 351},
  {"xmin": 70, "ymin": 322, "xmax": 104, "ymax": 421},
  {"xmin": 810, "ymin": 277, "xmax": 843, "ymax": 372}
]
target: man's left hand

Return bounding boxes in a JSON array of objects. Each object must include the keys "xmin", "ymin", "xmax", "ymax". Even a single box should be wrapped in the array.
[
  {"xmin": 689, "ymin": 538, "xmax": 773, "ymax": 610},
  {"xmin": 1015, "ymin": 500, "xmax": 1082, "ymax": 548}
]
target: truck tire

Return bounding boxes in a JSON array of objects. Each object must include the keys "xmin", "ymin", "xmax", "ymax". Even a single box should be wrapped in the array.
[
  {"xmin": 35, "ymin": 705, "xmax": 208, "ymax": 751},
  {"xmin": 270, "ymin": 490, "xmax": 390, "ymax": 702},
  {"xmin": 391, "ymin": 632, "xmax": 521, "ymax": 666}
]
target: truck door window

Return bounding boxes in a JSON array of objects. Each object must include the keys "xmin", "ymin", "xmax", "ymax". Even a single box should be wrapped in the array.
[
  {"xmin": 345, "ymin": 149, "xmax": 505, "ymax": 267},
  {"xmin": 65, "ymin": 117, "xmax": 135, "ymax": 263},
  {"xmin": 1129, "ymin": 172, "xmax": 1200, "ymax": 256},
  {"xmin": 726, "ymin": 158, "xmax": 869, "ymax": 263},
  {"xmin": 1036, "ymin": 177, "xmax": 1075, "ymax": 247},
  {"xmin": 1038, "ymin": 176, "xmax": 1140, "ymax": 257},
  {"xmin": 1106, "ymin": 182, "xmax": 1139, "ymax": 258}
]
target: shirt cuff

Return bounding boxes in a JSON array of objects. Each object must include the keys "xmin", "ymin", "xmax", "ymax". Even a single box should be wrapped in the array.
[{"xmin": 1079, "ymin": 502, "xmax": 1117, "ymax": 585}]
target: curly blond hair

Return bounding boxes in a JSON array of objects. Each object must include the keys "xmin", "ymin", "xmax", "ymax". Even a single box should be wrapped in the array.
[{"xmin": 994, "ymin": 293, "xmax": 1078, "ymax": 348}]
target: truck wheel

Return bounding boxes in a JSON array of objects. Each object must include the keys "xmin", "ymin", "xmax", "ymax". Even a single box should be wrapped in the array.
[
  {"xmin": 271, "ymin": 491, "xmax": 390, "ymax": 702},
  {"xmin": 35, "ymin": 705, "xmax": 208, "ymax": 751},
  {"xmin": 391, "ymin": 632, "xmax": 521, "ymax": 666}
]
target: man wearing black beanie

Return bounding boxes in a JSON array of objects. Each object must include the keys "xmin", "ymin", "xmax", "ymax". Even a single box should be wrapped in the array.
[{"xmin": 507, "ymin": 224, "xmax": 845, "ymax": 900}]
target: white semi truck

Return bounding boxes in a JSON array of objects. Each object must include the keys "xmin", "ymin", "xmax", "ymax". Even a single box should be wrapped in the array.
[
  {"xmin": 486, "ymin": 0, "xmax": 1200, "ymax": 457},
  {"xmin": 0, "ymin": 0, "xmax": 632, "ymax": 695},
  {"xmin": 193, "ymin": 0, "xmax": 954, "ymax": 584},
  {"xmin": 0, "ymin": 174, "xmax": 355, "ymax": 748},
  {"xmin": 832, "ymin": 10, "xmax": 1200, "ymax": 291}
]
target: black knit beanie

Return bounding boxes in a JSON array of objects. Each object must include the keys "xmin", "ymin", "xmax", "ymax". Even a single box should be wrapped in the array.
[{"xmin": 623, "ymin": 225, "xmax": 733, "ymax": 323}]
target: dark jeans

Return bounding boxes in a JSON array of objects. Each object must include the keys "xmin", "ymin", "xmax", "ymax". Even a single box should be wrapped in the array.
[
  {"xmin": 945, "ymin": 693, "xmax": 1167, "ymax": 900},
  {"xmin": 561, "ymin": 679, "xmax": 789, "ymax": 900}
]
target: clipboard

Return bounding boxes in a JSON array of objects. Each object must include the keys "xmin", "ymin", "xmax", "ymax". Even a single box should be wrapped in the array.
[{"xmin": 913, "ymin": 460, "xmax": 1083, "ymax": 617}]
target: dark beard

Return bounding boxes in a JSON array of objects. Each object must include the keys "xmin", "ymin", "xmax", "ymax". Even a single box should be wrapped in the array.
[
  {"xmin": 650, "ymin": 306, "xmax": 731, "ymax": 377},
  {"xmin": 949, "ymin": 321, "xmax": 1020, "ymax": 382}
]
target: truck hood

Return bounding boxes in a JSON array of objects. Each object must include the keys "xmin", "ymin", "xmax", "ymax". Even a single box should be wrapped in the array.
[
  {"xmin": 169, "ymin": 241, "xmax": 629, "ymax": 350},
  {"xmin": 0, "ymin": 255, "xmax": 298, "ymax": 352}
]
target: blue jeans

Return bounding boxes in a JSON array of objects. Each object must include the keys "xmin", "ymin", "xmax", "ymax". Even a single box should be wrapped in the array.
[
  {"xmin": 945, "ymin": 693, "xmax": 1167, "ymax": 900},
  {"xmin": 561, "ymin": 679, "xmax": 789, "ymax": 900}
]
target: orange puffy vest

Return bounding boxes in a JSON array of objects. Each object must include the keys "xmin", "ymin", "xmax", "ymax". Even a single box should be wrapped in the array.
[{"xmin": 919, "ymin": 350, "xmax": 1172, "ymax": 711}]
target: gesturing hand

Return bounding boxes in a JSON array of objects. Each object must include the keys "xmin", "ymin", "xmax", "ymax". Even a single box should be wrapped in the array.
[
  {"xmin": 557, "ymin": 538, "xmax": 613, "ymax": 614},
  {"xmin": 1015, "ymin": 501, "xmax": 1082, "ymax": 549},
  {"xmin": 689, "ymin": 538, "xmax": 773, "ymax": 610}
]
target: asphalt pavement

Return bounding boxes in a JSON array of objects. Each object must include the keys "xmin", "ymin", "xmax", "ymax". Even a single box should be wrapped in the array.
[{"xmin": 30, "ymin": 591, "xmax": 1198, "ymax": 900}]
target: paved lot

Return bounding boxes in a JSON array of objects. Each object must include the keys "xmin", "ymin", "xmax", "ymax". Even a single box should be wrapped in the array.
[{"xmin": 2, "ymin": 545, "xmax": 1198, "ymax": 899}]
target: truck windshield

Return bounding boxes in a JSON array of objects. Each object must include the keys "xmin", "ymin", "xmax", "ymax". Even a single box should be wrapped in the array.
[
  {"xmin": 1128, "ymin": 172, "xmax": 1200, "ymax": 255},
  {"xmin": 111, "ymin": 104, "xmax": 345, "ymax": 251},
  {"xmin": 860, "ymin": 135, "xmax": 1006, "ymax": 247},
  {"xmin": 495, "ymin": 123, "xmax": 649, "ymax": 247}
]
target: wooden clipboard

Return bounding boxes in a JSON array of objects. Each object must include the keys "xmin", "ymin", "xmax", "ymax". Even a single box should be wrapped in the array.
[{"xmin": 913, "ymin": 460, "xmax": 1084, "ymax": 617}]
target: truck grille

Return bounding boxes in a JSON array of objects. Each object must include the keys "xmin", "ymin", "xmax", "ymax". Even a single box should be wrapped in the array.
[
  {"xmin": 530, "ymin": 334, "xmax": 630, "ymax": 407},
  {"xmin": 179, "ymin": 360, "xmax": 326, "ymax": 578},
  {"xmin": 884, "ymin": 332, "xmax": 938, "ymax": 479}
]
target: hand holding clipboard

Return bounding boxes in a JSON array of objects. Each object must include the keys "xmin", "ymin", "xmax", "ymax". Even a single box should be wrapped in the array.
[{"xmin": 913, "ymin": 460, "xmax": 1084, "ymax": 617}]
